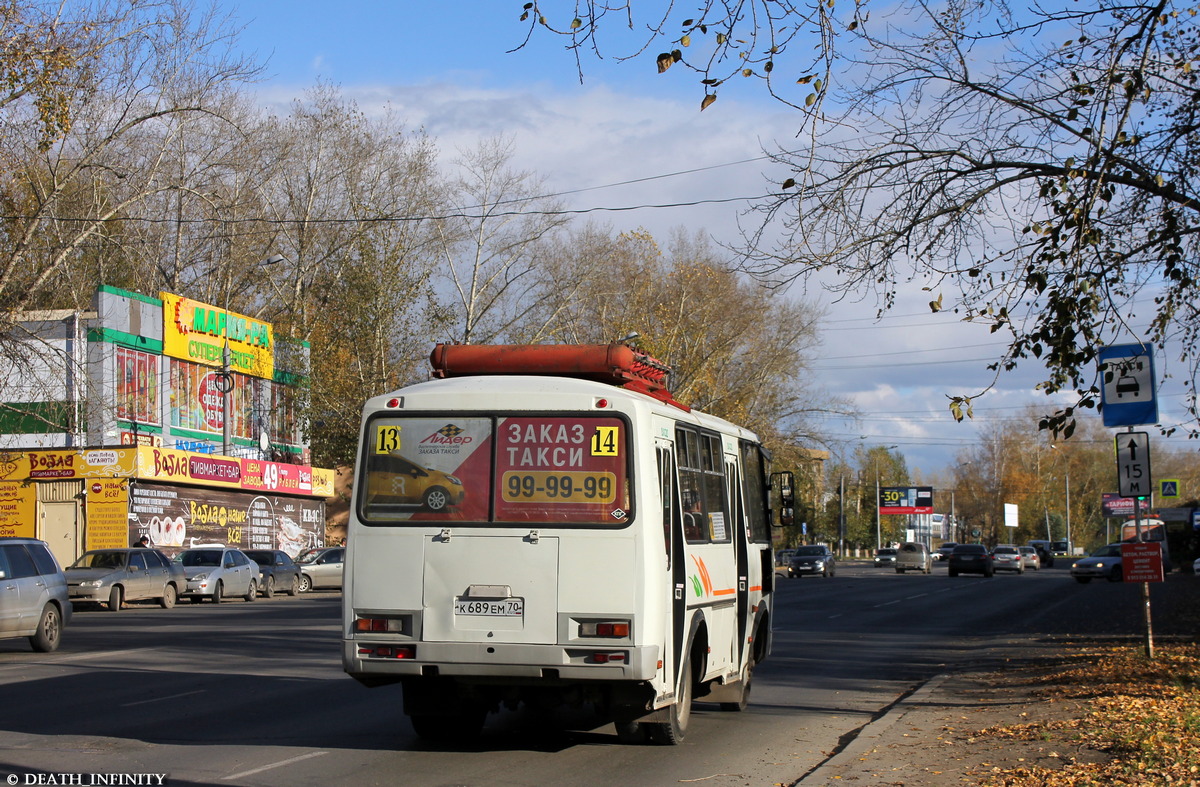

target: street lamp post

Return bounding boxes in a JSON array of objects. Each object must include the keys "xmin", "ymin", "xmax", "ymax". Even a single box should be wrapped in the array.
[
  {"xmin": 219, "ymin": 254, "xmax": 284, "ymax": 457},
  {"xmin": 875, "ymin": 445, "xmax": 899, "ymax": 550}
]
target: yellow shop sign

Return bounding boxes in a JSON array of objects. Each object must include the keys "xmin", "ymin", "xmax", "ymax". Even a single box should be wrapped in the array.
[{"xmin": 161, "ymin": 291, "xmax": 274, "ymax": 379}]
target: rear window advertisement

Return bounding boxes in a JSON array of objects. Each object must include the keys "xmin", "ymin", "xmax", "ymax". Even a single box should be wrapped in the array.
[
  {"xmin": 360, "ymin": 415, "xmax": 631, "ymax": 526},
  {"xmin": 493, "ymin": 416, "xmax": 629, "ymax": 525},
  {"xmin": 363, "ymin": 418, "xmax": 492, "ymax": 522}
]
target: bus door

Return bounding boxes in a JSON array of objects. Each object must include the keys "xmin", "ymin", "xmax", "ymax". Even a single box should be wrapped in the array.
[
  {"xmin": 656, "ymin": 441, "xmax": 685, "ymax": 699},
  {"xmin": 726, "ymin": 454, "xmax": 751, "ymax": 672}
]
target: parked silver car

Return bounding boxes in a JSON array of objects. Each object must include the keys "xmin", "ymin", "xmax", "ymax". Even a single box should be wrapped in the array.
[
  {"xmin": 895, "ymin": 542, "xmax": 932, "ymax": 574},
  {"xmin": 0, "ymin": 537, "xmax": 71, "ymax": 652},
  {"xmin": 296, "ymin": 546, "xmax": 344, "ymax": 592},
  {"xmin": 66, "ymin": 548, "xmax": 186, "ymax": 610},
  {"xmin": 176, "ymin": 547, "xmax": 260, "ymax": 603}
]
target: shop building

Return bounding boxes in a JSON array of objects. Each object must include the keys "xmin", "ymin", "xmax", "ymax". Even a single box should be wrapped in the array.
[{"xmin": 0, "ymin": 286, "xmax": 333, "ymax": 565}]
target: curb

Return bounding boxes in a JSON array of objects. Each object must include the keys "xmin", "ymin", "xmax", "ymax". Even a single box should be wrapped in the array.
[{"xmin": 796, "ymin": 673, "xmax": 952, "ymax": 785}]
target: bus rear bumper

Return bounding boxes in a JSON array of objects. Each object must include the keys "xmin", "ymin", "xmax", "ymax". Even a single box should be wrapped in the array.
[{"xmin": 343, "ymin": 640, "xmax": 661, "ymax": 684}]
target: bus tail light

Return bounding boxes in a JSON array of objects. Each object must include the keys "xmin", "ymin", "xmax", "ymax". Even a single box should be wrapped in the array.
[
  {"xmin": 358, "ymin": 645, "xmax": 415, "ymax": 659},
  {"xmin": 591, "ymin": 652, "xmax": 627, "ymax": 664},
  {"xmin": 355, "ymin": 615, "xmax": 407, "ymax": 633},
  {"xmin": 580, "ymin": 620, "xmax": 631, "ymax": 638}
]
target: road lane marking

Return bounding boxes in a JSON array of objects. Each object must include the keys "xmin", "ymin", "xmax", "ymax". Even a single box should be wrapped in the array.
[
  {"xmin": 222, "ymin": 751, "xmax": 328, "ymax": 780},
  {"xmin": 122, "ymin": 690, "xmax": 204, "ymax": 707},
  {"xmin": 0, "ymin": 648, "xmax": 159, "ymax": 670}
]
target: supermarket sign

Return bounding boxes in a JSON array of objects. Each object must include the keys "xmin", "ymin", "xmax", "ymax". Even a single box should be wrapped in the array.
[{"xmin": 161, "ymin": 291, "xmax": 275, "ymax": 379}]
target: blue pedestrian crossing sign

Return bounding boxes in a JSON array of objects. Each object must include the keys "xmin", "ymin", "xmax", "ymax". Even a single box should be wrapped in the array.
[
  {"xmin": 1161, "ymin": 479, "xmax": 1179, "ymax": 498},
  {"xmin": 1099, "ymin": 343, "xmax": 1158, "ymax": 427}
]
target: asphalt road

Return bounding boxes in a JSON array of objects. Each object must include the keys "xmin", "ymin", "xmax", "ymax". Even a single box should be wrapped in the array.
[{"xmin": 0, "ymin": 561, "xmax": 1179, "ymax": 787}]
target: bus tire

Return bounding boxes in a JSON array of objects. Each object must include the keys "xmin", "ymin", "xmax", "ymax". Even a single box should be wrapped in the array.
[
  {"xmin": 719, "ymin": 656, "xmax": 753, "ymax": 712},
  {"xmin": 647, "ymin": 656, "xmax": 693, "ymax": 745},
  {"xmin": 613, "ymin": 720, "xmax": 647, "ymax": 743}
]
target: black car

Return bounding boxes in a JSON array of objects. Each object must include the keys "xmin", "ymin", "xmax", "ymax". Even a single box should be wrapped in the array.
[
  {"xmin": 948, "ymin": 543, "xmax": 994, "ymax": 577},
  {"xmin": 242, "ymin": 549, "xmax": 302, "ymax": 598},
  {"xmin": 789, "ymin": 545, "xmax": 836, "ymax": 578}
]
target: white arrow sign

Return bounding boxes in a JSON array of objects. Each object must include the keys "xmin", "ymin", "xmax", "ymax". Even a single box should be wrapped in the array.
[{"xmin": 1116, "ymin": 432, "xmax": 1152, "ymax": 498}]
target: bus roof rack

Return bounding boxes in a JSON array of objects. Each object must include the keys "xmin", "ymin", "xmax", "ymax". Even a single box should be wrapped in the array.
[{"xmin": 429, "ymin": 343, "xmax": 690, "ymax": 411}]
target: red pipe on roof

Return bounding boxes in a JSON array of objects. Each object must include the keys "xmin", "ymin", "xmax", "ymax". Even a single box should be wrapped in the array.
[{"xmin": 428, "ymin": 343, "xmax": 689, "ymax": 411}]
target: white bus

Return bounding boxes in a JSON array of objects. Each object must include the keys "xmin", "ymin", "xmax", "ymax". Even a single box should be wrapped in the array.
[{"xmin": 342, "ymin": 343, "xmax": 791, "ymax": 744}]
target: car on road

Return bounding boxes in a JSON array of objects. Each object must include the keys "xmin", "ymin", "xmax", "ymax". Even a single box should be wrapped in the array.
[
  {"xmin": 935, "ymin": 543, "xmax": 958, "ymax": 561},
  {"xmin": 873, "ymin": 548, "xmax": 898, "ymax": 568},
  {"xmin": 66, "ymin": 548, "xmax": 186, "ymax": 610},
  {"xmin": 176, "ymin": 547, "xmax": 260, "ymax": 603},
  {"xmin": 991, "ymin": 545, "xmax": 1025, "ymax": 574},
  {"xmin": 895, "ymin": 542, "xmax": 932, "ymax": 574},
  {"xmin": 774, "ymin": 549, "xmax": 797, "ymax": 578},
  {"xmin": 0, "ymin": 537, "xmax": 71, "ymax": 652},
  {"xmin": 296, "ymin": 546, "xmax": 344, "ymax": 592},
  {"xmin": 789, "ymin": 545, "xmax": 836, "ymax": 578},
  {"xmin": 1194, "ymin": 556, "xmax": 1200, "ymax": 576},
  {"xmin": 1017, "ymin": 546, "xmax": 1041, "ymax": 571},
  {"xmin": 1070, "ymin": 543, "xmax": 1124, "ymax": 583},
  {"xmin": 948, "ymin": 544, "xmax": 994, "ymax": 577},
  {"xmin": 242, "ymin": 549, "xmax": 301, "ymax": 598}
]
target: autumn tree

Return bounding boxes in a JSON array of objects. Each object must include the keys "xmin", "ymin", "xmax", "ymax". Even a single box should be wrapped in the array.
[
  {"xmin": 431, "ymin": 136, "xmax": 569, "ymax": 344},
  {"xmin": 516, "ymin": 1, "xmax": 1200, "ymax": 442},
  {"xmin": 526, "ymin": 224, "xmax": 836, "ymax": 465}
]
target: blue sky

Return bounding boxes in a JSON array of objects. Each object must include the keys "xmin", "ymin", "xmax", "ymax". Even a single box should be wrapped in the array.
[{"xmin": 220, "ymin": 2, "xmax": 1197, "ymax": 481}]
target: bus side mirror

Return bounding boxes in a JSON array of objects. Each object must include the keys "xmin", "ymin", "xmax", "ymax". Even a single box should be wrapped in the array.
[{"xmin": 770, "ymin": 471, "xmax": 796, "ymax": 528}]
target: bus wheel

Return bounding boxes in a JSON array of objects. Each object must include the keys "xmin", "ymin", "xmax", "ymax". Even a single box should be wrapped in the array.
[
  {"xmin": 408, "ymin": 707, "xmax": 485, "ymax": 742},
  {"xmin": 613, "ymin": 720, "xmax": 647, "ymax": 743},
  {"xmin": 719, "ymin": 656, "xmax": 753, "ymax": 712},
  {"xmin": 647, "ymin": 657, "xmax": 692, "ymax": 745}
]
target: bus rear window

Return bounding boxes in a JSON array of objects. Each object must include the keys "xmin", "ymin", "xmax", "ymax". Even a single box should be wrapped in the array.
[{"xmin": 359, "ymin": 415, "xmax": 631, "ymax": 526}]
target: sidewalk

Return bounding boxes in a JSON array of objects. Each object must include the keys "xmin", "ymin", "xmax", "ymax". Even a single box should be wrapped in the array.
[
  {"xmin": 798, "ymin": 644, "xmax": 1099, "ymax": 785},
  {"xmin": 796, "ymin": 572, "xmax": 1200, "ymax": 786}
]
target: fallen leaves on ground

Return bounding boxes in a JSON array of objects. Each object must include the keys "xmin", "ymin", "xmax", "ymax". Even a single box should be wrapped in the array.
[{"xmin": 969, "ymin": 627, "xmax": 1200, "ymax": 786}]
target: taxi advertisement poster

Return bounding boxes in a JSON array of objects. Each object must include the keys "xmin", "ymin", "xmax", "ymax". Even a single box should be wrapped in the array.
[
  {"xmin": 364, "ymin": 416, "xmax": 628, "ymax": 524},
  {"xmin": 493, "ymin": 416, "xmax": 627, "ymax": 524},
  {"xmin": 367, "ymin": 417, "xmax": 492, "ymax": 522}
]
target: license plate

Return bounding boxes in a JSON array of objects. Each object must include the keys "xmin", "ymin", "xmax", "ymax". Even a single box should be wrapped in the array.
[{"xmin": 454, "ymin": 598, "xmax": 524, "ymax": 617}]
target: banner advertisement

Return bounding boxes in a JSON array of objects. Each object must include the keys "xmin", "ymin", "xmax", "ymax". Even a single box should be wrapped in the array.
[
  {"xmin": 878, "ymin": 486, "xmax": 935, "ymax": 515},
  {"xmin": 129, "ymin": 482, "xmax": 324, "ymax": 558},
  {"xmin": 493, "ymin": 416, "xmax": 628, "ymax": 524},
  {"xmin": 0, "ymin": 449, "xmax": 138, "ymax": 481},
  {"xmin": 0, "ymin": 480, "xmax": 37, "ymax": 537},
  {"xmin": 134, "ymin": 446, "xmax": 333, "ymax": 497},
  {"xmin": 161, "ymin": 291, "xmax": 275, "ymax": 379},
  {"xmin": 85, "ymin": 478, "xmax": 130, "ymax": 550},
  {"xmin": 363, "ymin": 417, "xmax": 492, "ymax": 522},
  {"xmin": 360, "ymin": 415, "xmax": 630, "ymax": 525},
  {"xmin": 1101, "ymin": 493, "xmax": 1152, "ymax": 518}
]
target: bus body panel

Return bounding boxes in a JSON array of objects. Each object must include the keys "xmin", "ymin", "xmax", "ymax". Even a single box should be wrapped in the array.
[{"xmin": 342, "ymin": 372, "xmax": 774, "ymax": 734}]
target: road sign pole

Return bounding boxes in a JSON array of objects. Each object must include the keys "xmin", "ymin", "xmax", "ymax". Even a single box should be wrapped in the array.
[{"xmin": 1126, "ymin": 426, "xmax": 1155, "ymax": 660}]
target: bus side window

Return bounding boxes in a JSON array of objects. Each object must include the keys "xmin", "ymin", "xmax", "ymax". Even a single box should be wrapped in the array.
[
  {"xmin": 681, "ymin": 483, "xmax": 707, "ymax": 543},
  {"xmin": 739, "ymin": 441, "xmax": 771, "ymax": 543},
  {"xmin": 657, "ymin": 447, "xmax": 674, "ymax": 558}
]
